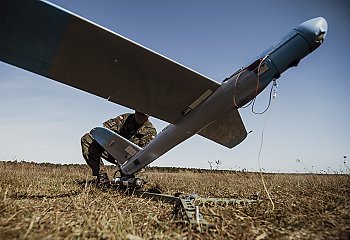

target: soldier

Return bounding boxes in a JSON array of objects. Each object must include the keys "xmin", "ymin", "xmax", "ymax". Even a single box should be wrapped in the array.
[{"xmin": 81, "ymin": 111, "xmax": 157, "ymax": 185}]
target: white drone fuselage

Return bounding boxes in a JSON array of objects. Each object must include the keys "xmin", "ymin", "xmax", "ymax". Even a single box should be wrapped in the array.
[{"xmin": 118, "ymin": 17, "xmax": 327, "ymax": 175}]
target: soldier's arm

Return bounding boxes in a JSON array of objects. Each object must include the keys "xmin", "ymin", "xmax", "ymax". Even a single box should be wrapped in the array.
[
  {"xmin": 131, "ymin": 126, "xmax": 157, "ymax": 148},
  {"xmin": 103, "ymin": 114, "xmax": 129, "ymax": 133}
]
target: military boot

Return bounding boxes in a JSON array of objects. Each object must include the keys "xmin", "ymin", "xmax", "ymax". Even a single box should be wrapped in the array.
[{"xmin": 96, "ymin": 172, "xmax": 110, "ymax": 187}]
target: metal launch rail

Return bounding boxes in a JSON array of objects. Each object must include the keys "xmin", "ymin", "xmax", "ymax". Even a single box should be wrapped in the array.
[{"xmin": 131, "ymin": 189, "xmax": 259, "ymax": 229}]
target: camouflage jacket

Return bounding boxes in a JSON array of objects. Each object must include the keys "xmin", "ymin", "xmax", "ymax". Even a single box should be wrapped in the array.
[{"xmin": 103, "ymin": 113, "xmax": 157, "ymax": 148}]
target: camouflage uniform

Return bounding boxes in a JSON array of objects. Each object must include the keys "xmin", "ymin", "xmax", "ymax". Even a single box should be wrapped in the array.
[{"xmin": 81, "ymin": 113, "xmax": 157, "ymax": 176}]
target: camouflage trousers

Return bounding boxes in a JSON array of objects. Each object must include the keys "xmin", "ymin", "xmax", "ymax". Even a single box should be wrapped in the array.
[{"xmin": 80, "ymin": 132, "xmax": 117, "ymax": 176}]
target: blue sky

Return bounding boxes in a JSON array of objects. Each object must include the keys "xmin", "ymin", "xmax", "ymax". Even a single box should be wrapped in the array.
[{"xmin": 0, "ymin": 0, "xmax": 349, "ymax": 173}]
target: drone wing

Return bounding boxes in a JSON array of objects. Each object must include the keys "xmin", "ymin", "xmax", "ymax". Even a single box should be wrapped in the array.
[
  {"xmin": 0, "ymin": 0, "xmax": 219, "ymax": 124},
  {"xmin": 0, "ymin": 1, "xmax": 247, "ymax": 148}
]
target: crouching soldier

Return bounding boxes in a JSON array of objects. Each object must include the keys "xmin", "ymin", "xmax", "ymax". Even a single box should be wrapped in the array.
[{"xmin": 81, "ymin": 111, "xmax": 157, "ymax": 185}]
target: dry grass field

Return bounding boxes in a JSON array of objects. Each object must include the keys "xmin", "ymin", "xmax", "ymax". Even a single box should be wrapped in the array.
[{"xmin": 0, "ymin": 161, "xmax": 349, "ymax": 239}]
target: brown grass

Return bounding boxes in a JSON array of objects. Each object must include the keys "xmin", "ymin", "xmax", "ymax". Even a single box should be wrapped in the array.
[{"xmin": 0, "ymin": 161, "xmax": 349, "ymax": 239}]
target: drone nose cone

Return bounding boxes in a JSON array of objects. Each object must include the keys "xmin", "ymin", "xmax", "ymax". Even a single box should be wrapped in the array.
[{"xmin": 297, "ymin": 17, "xmax": 328, "ymax": 51}]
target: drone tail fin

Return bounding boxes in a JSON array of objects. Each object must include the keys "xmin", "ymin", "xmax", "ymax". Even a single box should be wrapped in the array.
[
  {"xmin": 198, "ymin": 109, "xmax": 247, "ymax": 148},
  {"xmin": 90, "ymin": 127, "xmax": 142, "ymax": 165}
]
